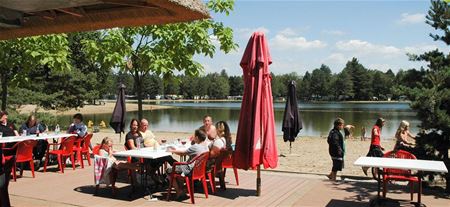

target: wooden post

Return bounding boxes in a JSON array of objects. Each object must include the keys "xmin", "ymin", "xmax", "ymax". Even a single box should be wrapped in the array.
[{"xmin": 256, "ymin": 165, "xmax": 261, "ymax": 196}]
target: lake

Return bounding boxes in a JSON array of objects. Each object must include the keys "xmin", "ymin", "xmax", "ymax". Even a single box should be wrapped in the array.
[{"xmin": 57, "ymin": 101, "xmax": 419, "ymax": 139}]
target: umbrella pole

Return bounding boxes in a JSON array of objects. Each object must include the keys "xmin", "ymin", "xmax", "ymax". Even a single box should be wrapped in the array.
[{"xmin": 256, "ymin": 165, "xmax": 261, "ymax": 196}]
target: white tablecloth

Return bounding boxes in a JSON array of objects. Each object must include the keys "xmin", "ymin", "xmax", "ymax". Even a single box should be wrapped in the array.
[
  {"xmin": 0, "ymin": 133, "xmax": 76, "ymax": 143},
  {"xmin": 354, "ymin": 156, "xmax": 448, "ymax": 173}
]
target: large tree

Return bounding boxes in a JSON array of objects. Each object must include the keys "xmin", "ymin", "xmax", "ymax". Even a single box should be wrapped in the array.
[
  {"xmin": 0, "ymin": 35, "xmax": 70, "ymax": 110},
  {"xmin": 343, "ymin": 58, "xmax": 372, "ymax": 100},
  {"xmin": 405, "ymin": 0, "xmax": 450, "ymax": 192},
  {"xmin": 83, "ymin": 0, "xmax": 237, "ymax": 119}
]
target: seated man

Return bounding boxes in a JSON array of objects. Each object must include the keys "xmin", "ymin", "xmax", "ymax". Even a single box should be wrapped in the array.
[
  {"xmin": 67, "ymin": 113, "xmax": 88, "ymax": 138},
  {"xmin": 140, "ymin": 119, "xmax": 159, "ymax": 149},
  {"xmin": 166, "ymin": 129, "xmax": 209, "ymax": 199}
]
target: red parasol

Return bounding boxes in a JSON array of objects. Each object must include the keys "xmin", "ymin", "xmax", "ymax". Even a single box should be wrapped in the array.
[{"xmin": 234, "ymin": 31, "xmax": 278, "ymax": 196}]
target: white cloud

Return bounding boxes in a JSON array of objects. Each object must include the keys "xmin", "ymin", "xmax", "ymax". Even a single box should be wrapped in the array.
[
  {"xmin": 236, "ymin": 27, "xmax": 270, "ymax": 39},
  {"xmin": 397, "ymin": 13, "xmax": 426, "ymax": 25},
  {"xmin": 324, "ymin": 53, "xmax": 347, "ymax": 64},
  {"xmin": 279, "ymin": 28, "xmax": 297, "ymax": 36},
  {"xmin": 271, "ymin": 33, "xmax": 327, "ymax": 50},
  {"xmin": 209, "ymin": 35, "xmax": 220, "ymax": 47},
  {"xmin": 322, "ymin": 30, "xmax": 345, "ymax": 36},
  {"xmin": 335, "ymin": 40, "xmax": 402, "ymax": 56}
]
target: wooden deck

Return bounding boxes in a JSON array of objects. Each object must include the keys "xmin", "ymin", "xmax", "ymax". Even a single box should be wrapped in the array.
[{"xmin": 8, "ymin": 161, "xmax": 450, "ymax": 207}]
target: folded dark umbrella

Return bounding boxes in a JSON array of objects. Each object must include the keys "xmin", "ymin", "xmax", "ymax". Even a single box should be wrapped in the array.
[
  {"xmin": 110, "ymin": 84, "xmax": 126, "ymax": 141},
  {"xmin": 282, "ymin": 81, "xmax": 302, "ymax": 153}
]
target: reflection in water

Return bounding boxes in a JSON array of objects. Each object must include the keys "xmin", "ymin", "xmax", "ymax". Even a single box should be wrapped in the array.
[{"xmin": 56, "ymin": 102, "xmax": 419, "ymax": 139}]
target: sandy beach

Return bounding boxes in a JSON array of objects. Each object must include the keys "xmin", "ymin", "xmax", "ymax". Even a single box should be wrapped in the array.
[
  {"xmin": 90, "ymin": 129, "xmax": 396, "ymax": 178},
  {"xmin": 17, "ymin": 102, "xmax": 173, "ymax": 115}
]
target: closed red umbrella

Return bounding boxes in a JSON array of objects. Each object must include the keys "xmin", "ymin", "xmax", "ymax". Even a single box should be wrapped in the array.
[{"xmin": 234, "ymin": 31, "xmax": 278, "ymax": 196}]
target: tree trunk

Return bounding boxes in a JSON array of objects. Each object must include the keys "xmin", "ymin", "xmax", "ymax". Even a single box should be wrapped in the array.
[
  {"xmin": 134, "ymin": 70, "xmax": 143, "ymax": 120},
  {"xmin": 1, "ymin": 72, "xmax": 7, "ymax": 111},
  {"xmin": 444, "ymin": 150, "xmax": 450, "ymax": 193}
]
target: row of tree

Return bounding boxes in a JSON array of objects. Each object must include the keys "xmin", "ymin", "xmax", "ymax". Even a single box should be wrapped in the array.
[{"xmin": 104, "ymin": 59, "xmax": 421, "ymax": 102}]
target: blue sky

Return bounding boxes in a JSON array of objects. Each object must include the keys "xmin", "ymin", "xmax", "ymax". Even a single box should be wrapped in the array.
[{"xmin": 195, "ymin": 0, "xmax": 449, "ymax": 76}]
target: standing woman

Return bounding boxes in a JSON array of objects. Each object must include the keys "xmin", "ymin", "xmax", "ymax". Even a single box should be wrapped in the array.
[
  {"xmin": 327, "ymin": 118, "xmax": 345, "ymax": 181},
  {"xmin": 362, "ymin": 118, "xmax": 386, "ymax": 176}
]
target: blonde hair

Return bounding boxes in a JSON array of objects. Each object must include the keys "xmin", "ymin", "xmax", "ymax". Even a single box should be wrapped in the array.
[
  {"xmin": 101, "ymin": 137, "xmax": 113, "ymax": 148},
  {"xmin": 395, "ymin": 120, "xmax": 410, "ymax": 137}
]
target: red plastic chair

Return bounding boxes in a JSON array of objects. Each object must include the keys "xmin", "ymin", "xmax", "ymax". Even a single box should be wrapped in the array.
[
  {"xmin": 92, "ymin": 144, "xmax": 101, "ymax": 156},
  {"xmin": 221, "ymin": 152, "xmax": 239, "ymax": 186},
  {"xmin": 73, "ymin": 133, "xmax": 93, "ymax": 168},
  {"xmin": 44, "ymin": 137, "xmax": 76, "ymax": 173},
  {"xmin": 167, "ymin": 152, "xmax": 210, "ymax": 204},
  {"xmin": 3, "ymin": 140, "xmax": 38, "ymax": 181},
  {"xmin": 382, "ymin": 150, "xmax": 419, "ymax": 200}
]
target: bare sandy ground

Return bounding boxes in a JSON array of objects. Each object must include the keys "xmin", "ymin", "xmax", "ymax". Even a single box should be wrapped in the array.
[
  {"xmin": 17, "ymin": 102, "xmax": 172, "ymax": 115},
  {"xmin": 90, "ymin": 129, "xmax": 396, "ymax": 178}
]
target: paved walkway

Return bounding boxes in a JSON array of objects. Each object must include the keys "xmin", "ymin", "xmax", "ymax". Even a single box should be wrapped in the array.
[{"xmin": 8, "ymin": 162, "xmax": 450, "ymax": 207}]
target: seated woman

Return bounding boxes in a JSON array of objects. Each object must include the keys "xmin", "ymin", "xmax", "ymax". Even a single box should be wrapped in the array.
[
  {"xmin": 166, "ymin": 129, "xmax": 209, "ymax": 199},
  {"xmin": 98, "ymin": 137, "xmax": 139, "ymax": 193},
  {"xmin": 124, "ymin": 119, "xmax": 144, "ymax": 150},
  {"xmin": 394, "ymin": 120, "xmax": 416, "ymax": 153},
  {"xmin": 211, "ymin": 121, "xmax": 232, "ymax": 158}
]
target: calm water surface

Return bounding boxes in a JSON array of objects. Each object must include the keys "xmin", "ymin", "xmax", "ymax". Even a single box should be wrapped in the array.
[{"xmin": 57, "ymin": 102, "xmax": 419, "ymax": 139}]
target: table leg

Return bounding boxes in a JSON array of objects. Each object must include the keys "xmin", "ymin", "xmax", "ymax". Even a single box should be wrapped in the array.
[
  {"xmin": 418, "ymin": 173, "xmax": 422, "ymax": 204},
  {"xmin": 377, "ymin": 168, "xmax": 381, "ymax": 198}
]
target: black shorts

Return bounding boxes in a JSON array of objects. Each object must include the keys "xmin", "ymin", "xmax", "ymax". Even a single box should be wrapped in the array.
[
  {"xmin": 332, "ymin": 159, "xmax": 343, "ymax": 172},
  {"xmin": 366, "ymin": 145, "xmax": 384, "ymax": 157}
]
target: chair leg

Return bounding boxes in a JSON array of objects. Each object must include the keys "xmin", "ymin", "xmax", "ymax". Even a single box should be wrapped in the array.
[
  {"xmin": 29, "ymin": 160, "xmax": 35, "ymax": 178},
  {"xmin": 167, "ymin": 175, "xmax": 175, "ymax": 201},
  {"xmin": 186, "ymin": 177, "xmax": 195, "ymax": 204},
  {"xmin": 233, "ymin": 167, "xmax": 239, "ymax": 186},
  {"xmin": 20, "ymin": 163, "xmax": 24, "ymax": 177},
  {"xmin": 202, "ymin": 178, "xmax": 209, "ymax": 198},
  {"xmin": 78, "ymin": 151, "xmax": 83, "ymax": 168},
  {"xmin": 44, "ymin": 153, "xmax": 49, "ymax": 172},
  {"xmin": 71, "ymin": 154, "xmax": 76, "ymax": 170},
  {"xmin": 57, "ymin": 155, "xmax": 63, "ymax": 173},
  {"xmin": 410, "ymin": 181, "xmax": 414, "ymax": 201},
  {"xmin": 12, "ymin": 162, "xmax": 17, "ymax": 182},
  {"xmin": 208, "ymin": 172, "xmax": 215, "ymax": 194},
  {"xmin": 219, "ymin": 171, "xmax": 226, "ymax": 190},
  {"xmin": 86, "ymin": 152, "xmax": 91, "ymax": 166},
  {"xmin": 382, "ymin": 180, "xmax": 387, "ymax": 198}
]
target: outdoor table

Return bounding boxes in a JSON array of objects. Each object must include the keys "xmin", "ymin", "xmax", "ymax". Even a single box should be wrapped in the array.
[
  {"xmin": 354, "ymin": 156, "xmax": 448, "ymax": 205},
  {"xmin": 114, "ymin": 148, "xmax": 173, "ymax": 200},
  {"xmin": 0, "ymin": 133, "xmax": 76, "ymax": 143}
]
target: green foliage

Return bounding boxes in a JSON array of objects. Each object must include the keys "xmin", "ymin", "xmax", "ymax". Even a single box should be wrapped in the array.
[
  {"xmin": 0, "ymin": 34, "xmax": 70, "ymax": 110},
  {"xmin": 228, "ymin": 75, "xmax": 244, "ymax": 96},
  {"xmin": 405, "ymin": 0, "xmax": 450, "ymax": 192},
  {"xmin": 82, "ymin": 0, "xmax": 238, "ymax": 119}
]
